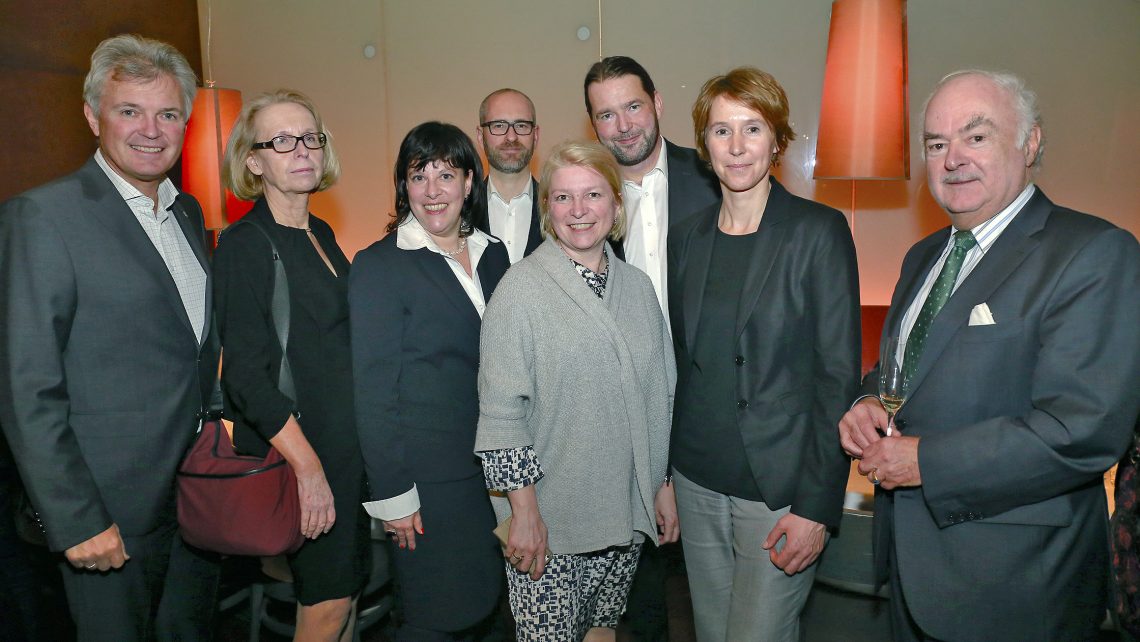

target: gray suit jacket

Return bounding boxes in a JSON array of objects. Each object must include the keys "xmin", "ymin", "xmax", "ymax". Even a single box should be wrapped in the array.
[
  {"xmin": 0, "ymin": 158, "xmax": 218, "ymax": 551},
  {"xmin": 866, "ymin": 188, "xmax": 1140, "ymax": 640}
]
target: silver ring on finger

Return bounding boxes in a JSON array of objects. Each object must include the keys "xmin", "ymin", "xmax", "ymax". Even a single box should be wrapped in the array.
[{"xmin": 85, "ymin": 563, "xmax": 97, "ymax": 569}]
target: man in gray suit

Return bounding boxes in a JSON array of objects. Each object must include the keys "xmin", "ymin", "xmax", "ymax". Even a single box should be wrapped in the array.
[
  {"xmin": 839, "ymin": 70, "xmax": 1140, "ymax": 641},
  {"xmin": 0, "ymin": 35, "xmax": 219, "ymax": 641}
]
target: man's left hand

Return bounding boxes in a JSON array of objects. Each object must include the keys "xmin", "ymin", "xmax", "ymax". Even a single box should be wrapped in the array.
[
  {"xmin": 762, "ymin": 513, "xmax": 826, "ymax": 575},
  {"xmin": 857, "ymin": 434, "xmax": 922, "ymax": 489}
]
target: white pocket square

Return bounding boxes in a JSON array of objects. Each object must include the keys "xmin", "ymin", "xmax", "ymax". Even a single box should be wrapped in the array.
[{"xmin": 968, "ymin": 302, "xmax": 996, "ymax": 326}]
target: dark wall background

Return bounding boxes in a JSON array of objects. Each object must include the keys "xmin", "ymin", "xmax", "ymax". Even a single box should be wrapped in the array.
[{"xmin": 0, "ymin": 0, "xmax": 202, "ymax": 202}]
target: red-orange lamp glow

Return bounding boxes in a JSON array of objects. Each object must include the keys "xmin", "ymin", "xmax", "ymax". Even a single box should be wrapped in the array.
[
  {"xmin": 813, "ymin": 0, "xmax": 909, "ymax": 180},
  {"xmin": 182, "ymin": 87, "xmax": 252, "ymax": 229}
]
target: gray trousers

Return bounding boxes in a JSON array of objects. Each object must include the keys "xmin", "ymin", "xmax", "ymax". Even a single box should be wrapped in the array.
[{"xmin": 674, "ymin": 469, "xmax": 818, "ymax": 642}]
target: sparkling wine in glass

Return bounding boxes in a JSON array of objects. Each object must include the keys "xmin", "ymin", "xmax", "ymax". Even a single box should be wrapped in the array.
[{"xmin": 878, "ymin": 336, "xmax": 906, "ymax": 436}]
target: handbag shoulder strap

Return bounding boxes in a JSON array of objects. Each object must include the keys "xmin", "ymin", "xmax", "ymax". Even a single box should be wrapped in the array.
[{"xmin": 220, "ymin": 218, "xmax": 297, "ymax": 404}]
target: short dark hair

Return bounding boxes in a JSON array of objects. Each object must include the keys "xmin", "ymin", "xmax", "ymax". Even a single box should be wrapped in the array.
[
  {"xmin": 583, "ymin": 56, "xmax": 657, "ymax": 117},
  {"xmin": 389, "ymin": 122, "xmax": 486, "ymax": 236}
]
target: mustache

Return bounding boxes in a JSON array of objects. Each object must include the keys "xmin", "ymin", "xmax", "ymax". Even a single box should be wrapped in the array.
[{"xmin": 942, "ymin": 171, "xmax": 981, "ymax": 184}]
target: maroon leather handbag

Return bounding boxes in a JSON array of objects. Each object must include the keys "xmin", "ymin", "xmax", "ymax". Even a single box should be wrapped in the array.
[{"xmin": 176, "ymin": 420, "xmax": 304, "ymax": 556}]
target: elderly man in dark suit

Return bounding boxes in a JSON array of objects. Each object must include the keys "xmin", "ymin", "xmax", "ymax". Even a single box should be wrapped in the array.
[
  {"xmin": 839, "ymin": 69, "xmax": 1140, "ymax": 641},
  {"xmin": 0, "ymin": 34, "xmax": 220, "ymax": 641},
  {"xmin": 583, "ymin": 55, "xmax": 721, "ymax": 641}
]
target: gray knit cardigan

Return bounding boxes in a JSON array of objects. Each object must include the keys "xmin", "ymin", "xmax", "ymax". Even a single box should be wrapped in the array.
[{"xmin": 475, "ymin": 240, "xmax": 676, "ymax": 555}]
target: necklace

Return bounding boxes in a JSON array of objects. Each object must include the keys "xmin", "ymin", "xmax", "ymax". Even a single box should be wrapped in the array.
[{"xmin": 440, "ymin": 237, "xmax": 467, "ymax": 257}]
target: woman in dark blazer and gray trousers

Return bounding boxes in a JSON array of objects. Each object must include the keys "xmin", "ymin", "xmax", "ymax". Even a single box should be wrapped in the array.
[
  {"xmin": 349, "ymin": 122, "xmax": 508, "ymax": 641},
  {"xmin": 667, "ymin": 68, "xmax": 861, "ymax": 642}
]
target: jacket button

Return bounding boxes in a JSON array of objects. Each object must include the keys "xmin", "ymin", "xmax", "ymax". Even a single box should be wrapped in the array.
[
  {"xmin": 734, "ymin": 355, "xmax": 745, "ymax": 366},
  {"xmin": 737, "ymin": 399, "xmax": 748, "ymax": 409}
]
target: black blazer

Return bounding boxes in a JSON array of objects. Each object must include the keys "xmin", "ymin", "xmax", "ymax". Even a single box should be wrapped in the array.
[
  {"xmin": 863, "ymin": 189, "xmax": 1140, "ymax": 640},
  {"xmin": 668, "ymin": 178, "xmax": 860, "ymax": 529},
  {"xmin": 349, "ymin": 233, "xmax": 509, "ymax": 502},
  {"xmin": 0, "ymin": 159, "xmax": 218, "ymax": 550},
  {"xmin": 213, "ymin": 199, "xmax": 356, "ymax": 460},
  {"xmin": 476, "ymin": 177, "xmax": 543, "ymax": 258}
]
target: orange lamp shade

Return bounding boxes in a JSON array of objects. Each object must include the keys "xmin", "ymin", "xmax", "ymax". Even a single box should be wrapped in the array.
[
  {"xmin": 813, "ymin": 0, "xmax": 909, "ymax": 180},
  {"xmin": 182, "ymin": 87, "xmax": 251, "ymax": 229}
]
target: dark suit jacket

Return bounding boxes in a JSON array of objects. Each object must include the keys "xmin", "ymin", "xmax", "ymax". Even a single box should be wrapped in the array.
[
  {"xmin": 668, "ymin": 178, "xmax": 860, "ymax": 528},
  {"xmin": 664, "ymin": 139, "xmax": 721, "ymax": 225},
  {"xmin": 0, "ymin": 158, "xmax": 218, "ymax": 552},
  {"xmin": 476, "ymin": 177, "xmax": 543, "ymax": 258},
  {"xmin": 865, "ymin": 189, "xmax": 1140, "ymax": 640},
  {"xmin": 349, "ymin": 233, "xmax": 509, "ymax": 501}
]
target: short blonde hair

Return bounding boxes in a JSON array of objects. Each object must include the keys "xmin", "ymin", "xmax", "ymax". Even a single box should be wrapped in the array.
[
  {"xmin": 537, "ymin": 141, "xmax": 626, "ymax": 242},
  {"xmin": 223, "ymin": 89, "xmax": 341, "ymax": 201},
  {"xmin": 692, "ymin": 67, "xmax": 795, "ymax": 165}
]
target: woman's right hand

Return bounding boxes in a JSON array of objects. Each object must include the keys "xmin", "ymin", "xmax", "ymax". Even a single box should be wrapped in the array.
[
  {"xmin": 506, "ymin": 486, "xmax": 548, "ymax": 580},
  {"xmin": 269, "ymin": 415, "xmax": 335, "ymax": 540},
  {"xmin": 296, "ymin": 467, "xmax": 336, "ymax": 539}
]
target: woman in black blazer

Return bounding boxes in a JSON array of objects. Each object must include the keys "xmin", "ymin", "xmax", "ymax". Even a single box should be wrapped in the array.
[
  {"xmin": 349, "ymin": 122, "xmax": 508, "ymax": 641},
  {"xmin": 667, "ymin": 68, "xmax": 861, "ymax": 642},
  {"xmin": 214, "ymin": 90, "xmax": 371, "ymax": 641}
]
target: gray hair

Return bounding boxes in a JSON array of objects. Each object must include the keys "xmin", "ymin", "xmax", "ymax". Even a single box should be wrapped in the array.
[
  {"xmin": 925, "ymin": 69, "xmax": 1045, "ymax": 167},
  {"xmin": 83, "ymin": 34, "xmax": 198, "ymax": 119}
]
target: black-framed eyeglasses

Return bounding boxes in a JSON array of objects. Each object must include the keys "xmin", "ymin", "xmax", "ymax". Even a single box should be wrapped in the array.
[
  {"xmin": 252, "ymin": 132, "xmax": 328, "ymax": 153},
  {"xmin": 480, "ymin": 120, "xmax": 535, "ymax": 136}
]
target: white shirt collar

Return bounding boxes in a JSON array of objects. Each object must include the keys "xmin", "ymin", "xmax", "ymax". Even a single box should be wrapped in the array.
[
  {"xmin": 953, "ymin": 183, "xmax": 1036, "ymax": 256},
  {"xmin": 94, "ymin": 149, "xmax": 178, "ymax": 212},
  {"xmin": 395, "ymin": 214, "xmax": 499, "ymax": 253},
  {"xmin": 488, "ymin": 176, "xmax": 534, "ymax": 204}
]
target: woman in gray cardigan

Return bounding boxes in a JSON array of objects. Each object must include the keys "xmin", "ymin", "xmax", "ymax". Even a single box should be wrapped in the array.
[{"xmin": 475, "ymin": 141, "xmax": 677, "ymax": 642}]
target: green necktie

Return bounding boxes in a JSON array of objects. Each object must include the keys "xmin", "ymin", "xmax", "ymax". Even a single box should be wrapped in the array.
[{"xmin": 903, "ymin": 230, "xmax": 977, "ymax": 386}]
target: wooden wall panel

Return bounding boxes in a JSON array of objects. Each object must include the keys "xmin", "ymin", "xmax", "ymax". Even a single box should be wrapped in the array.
[{"xmin": 0, "ymin": 0, "xmax": 202, "ymax": 201}]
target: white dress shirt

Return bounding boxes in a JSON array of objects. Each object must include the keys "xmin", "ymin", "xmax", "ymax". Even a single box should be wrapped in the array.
[
  {"xmin": 362, "ymin": 216, "xmax": 501, "ymax": 521},
  {"xmin": 621, "ymin": 140, "xmax": 671, "ymax": 324},
  {"xmin": 487, "ymin": 176, "xmax": 535, "ymax": 264}
]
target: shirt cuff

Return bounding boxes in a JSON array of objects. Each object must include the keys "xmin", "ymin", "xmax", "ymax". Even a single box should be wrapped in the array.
[
  {"xmin": 362, "ymin": 485, "xmax": 420, "ymax": 521},
  {"xmin": 477, "ymin": 446, "xmax": 543, "ymax": 491},
  {"xmin": 851, "ymin": 393, "xmax": 880, "ymax": 410}
]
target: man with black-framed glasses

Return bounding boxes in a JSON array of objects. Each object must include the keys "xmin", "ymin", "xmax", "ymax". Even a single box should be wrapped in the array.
[{"xmin": 475, "ymin": 88, "xmax": 543, "ymax": 263}]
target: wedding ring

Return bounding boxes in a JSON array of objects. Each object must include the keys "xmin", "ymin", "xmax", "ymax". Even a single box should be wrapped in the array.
[
  {"xmin": 85, "ymin": 563, "xmax": 97, "ymax": 569},
  {"xmin": 510, "ymin": 555, "xmax": 523, "ymax": 564},
  {"xmin": 869, "ymin": 469, "xmax": 881, "ymax": 486}
]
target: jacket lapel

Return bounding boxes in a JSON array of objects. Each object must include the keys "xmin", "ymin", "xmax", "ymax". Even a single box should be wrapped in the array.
[
  {"xmin": 734, "ymin": 178, "xmax": 793, "ymax": 338},
  {"xmin": 81, "ymin": 161, "xmax": 198, "ymax": 341},
  {"xmin": 417, "ymin": 249, "xmax": 482, "ymax": 326},
  {"xmin": 904, "ymin": 193, "xmax": 1049, "ymax": 396},
  {"xmin": 525, "ymin": 177, "xmax": 543, "ymax": 255},
  {"xmin": 170, "ymin": 194, "xmax": 212, "ymax": 346},
  {"xmin": 681, "ymin": 209, "xmax": 717, "ymax": 352}
]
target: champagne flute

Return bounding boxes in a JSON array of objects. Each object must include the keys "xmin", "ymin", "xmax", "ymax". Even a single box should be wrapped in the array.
[{"xmin": 878, "ymin": 336, "xmax": 906, "ymax": 436}]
